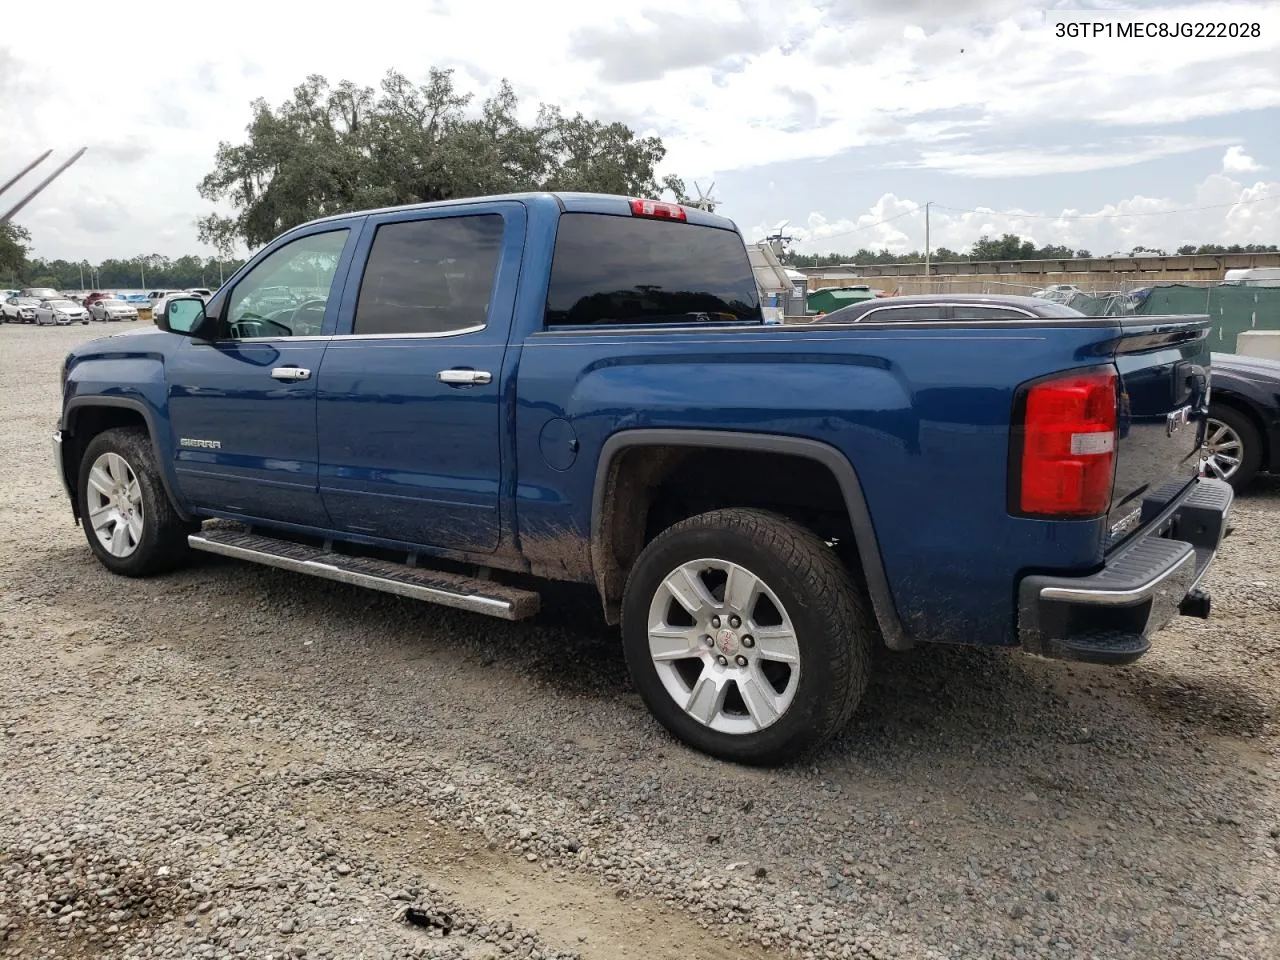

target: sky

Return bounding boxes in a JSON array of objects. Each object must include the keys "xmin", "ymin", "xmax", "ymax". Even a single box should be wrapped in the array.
[{"xmin": 1, "ymin": 0, "xmax": 1278, "ymax": 263}]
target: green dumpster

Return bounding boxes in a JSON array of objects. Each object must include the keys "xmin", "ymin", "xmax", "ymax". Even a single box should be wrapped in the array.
[{"xmin": 806, "ymin": 286, "xmax": 878, "ymax": 314}]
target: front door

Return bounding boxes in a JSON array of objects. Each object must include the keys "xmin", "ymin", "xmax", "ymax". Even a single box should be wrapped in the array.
[
  {"xmin": 315, "ymin": 203, "xmax": 526, "ymax": 552},
  {"xmin": 166, "ymin": 226, "xmax": 356, "ymax": 527}
]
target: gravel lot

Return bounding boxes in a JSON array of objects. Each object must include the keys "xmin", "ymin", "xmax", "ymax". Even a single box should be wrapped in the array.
[{"xmin": 2, "ymin": 323, "xmax": 1278, "ymax": 960}]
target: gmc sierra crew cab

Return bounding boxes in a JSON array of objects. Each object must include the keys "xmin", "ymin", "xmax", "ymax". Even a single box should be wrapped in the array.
[{"xmin": 54, "ymin": 192, "xmax": 1233, "ymax": 765}]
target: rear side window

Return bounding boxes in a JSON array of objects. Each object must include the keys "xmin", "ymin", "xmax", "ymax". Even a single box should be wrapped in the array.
[
  {"xmin": 545, "ymin": 213, "xmax": 761, "ymax": 327},
  {"xmin": 353, "ymin": 214, "xmax": 504, "ymax": 336},
  {"xmin": 951, "ymin": 306, "xmax": 1033, "ymax": 320}
]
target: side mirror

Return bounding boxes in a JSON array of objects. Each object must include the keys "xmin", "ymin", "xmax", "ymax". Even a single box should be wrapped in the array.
[{"xmin": 159, "ymin": 296, "xmax": 206, "ymax": 335}]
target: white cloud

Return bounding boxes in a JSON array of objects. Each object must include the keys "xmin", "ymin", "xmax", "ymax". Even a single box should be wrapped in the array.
[
  {"xmin": 755, "ymin": 173, "xmax": 1280, "ymax": 256},
  {"xmin": 1223, "ymin": 145, "xmax": 1264, "ymax": 174},
  {"xmin": 0, "ymin": 0, "xmax": 1278, "ymax": 259},
  {"xmin": 894, "ymin": 136, "xmax": 1235, "ymax": 178}
]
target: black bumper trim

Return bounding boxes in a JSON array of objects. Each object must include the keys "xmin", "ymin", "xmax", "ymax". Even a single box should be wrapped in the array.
[{"xmin": 1017, "ymin": 477, "xmax": 1233, "ymax": 665}]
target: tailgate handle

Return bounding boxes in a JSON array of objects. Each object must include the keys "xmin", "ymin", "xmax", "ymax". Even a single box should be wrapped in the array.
[{"xmin": 1182, "ymin": 363, "xmax": 1208, "ymax": 414}]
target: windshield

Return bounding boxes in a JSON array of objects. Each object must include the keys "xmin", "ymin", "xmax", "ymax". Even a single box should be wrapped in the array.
[
  {"xmin": 25, "ymin": 288, "xmax": 59, "ymax": 299},
  {"xmin": 101, "ymin": 299, "xmax": 127, "ymax": 307},
  {"xmin": 49, "ymin": 300, "xmax": 76, "ymax": 309}
]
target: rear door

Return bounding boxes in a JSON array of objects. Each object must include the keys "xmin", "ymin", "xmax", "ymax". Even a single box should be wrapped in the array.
[{"xmin": 315, "ymin": 201, "xmax": 526, "ymax": 552}]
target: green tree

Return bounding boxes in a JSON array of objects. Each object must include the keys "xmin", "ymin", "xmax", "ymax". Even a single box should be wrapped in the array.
[
  {"xmin": 1176, "ymin": 242, "xmax": 1279, "ymax": 255},
  {"xmin": 0, "ymin": 222, "xmax": 31, "ymax": 283},
  {"xmin": 970, "ymin": 233, "xmax": 1037, "ymax": 261},
  {"xmin": 199, "ymin": 69, "xmax": 689, "ymax": 249}
]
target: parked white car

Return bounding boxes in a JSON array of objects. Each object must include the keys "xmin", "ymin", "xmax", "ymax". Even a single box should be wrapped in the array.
[
  {"xmin": 88, "ymin": 298, "xmax": 140, "ymax": 322},
  {"xmin": 2, "ymin": 295, "xmax": 40, "ymax": 323},
  {"xmin": 34, "ymin": 298, "xmax": 90, "ymax": 325}
]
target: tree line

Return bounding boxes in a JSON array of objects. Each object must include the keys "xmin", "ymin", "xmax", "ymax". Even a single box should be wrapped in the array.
[
  {"xmin": 0, "ymin": 230, "xmax": 245, "ymax": 291},
  {"xmin": 783, "ymin": 234, "xmax": 1280, "ymax": 267}
]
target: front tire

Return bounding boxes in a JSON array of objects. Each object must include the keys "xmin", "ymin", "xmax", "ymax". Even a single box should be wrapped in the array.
[
  {"xmin": 621, "ymin": 508, "xmax": 873, "ymax": 765},
  {"xmin": 77, "ymin": 427, "xmax": 191, "ymax": 576}
]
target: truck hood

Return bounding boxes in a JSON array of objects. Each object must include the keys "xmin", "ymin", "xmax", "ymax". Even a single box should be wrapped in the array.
[{"xmin": 69, "ymin": 326, "xmax": 171, "ymax": 354}]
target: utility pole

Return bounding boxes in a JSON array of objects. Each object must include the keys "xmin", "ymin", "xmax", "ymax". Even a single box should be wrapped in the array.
[
  {"xmin": 923, "ymin": 201, "xmax": 932, "ymax": 280},
  {"xmin": 0, "ymin": 148, "xmax": 88, "ymax": 227}
]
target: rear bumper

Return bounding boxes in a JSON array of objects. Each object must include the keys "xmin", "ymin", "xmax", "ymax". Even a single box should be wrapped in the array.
[{"xmin": 1017, "ymin": 477, "xmax": 1233, "ymax": 665}]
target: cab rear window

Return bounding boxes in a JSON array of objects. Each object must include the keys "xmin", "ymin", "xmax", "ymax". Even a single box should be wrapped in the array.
[{"xmin": 545, "ymin": 213, "xmax": 762, "ymax": 327}]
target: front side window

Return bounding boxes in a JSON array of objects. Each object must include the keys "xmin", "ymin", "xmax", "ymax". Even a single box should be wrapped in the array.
[
  {"xmin": 352, "ymin": 214, "xmax": 505, "ymax": 336},
  {"xmin": 545, "ymin": 213, "xmax": 762, "ymax": 327},
  {"xmin": 224, "ymin": 229, "xmax": 349, "ymax": 339}
]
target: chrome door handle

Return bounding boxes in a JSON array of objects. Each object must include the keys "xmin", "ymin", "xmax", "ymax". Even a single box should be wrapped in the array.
[
  {"xmin": 271, "ymin": 367, "xmax": 311, "ymax": 381},
  {"xmin": 437, "ymin": 369, "xmax": 492, "ymax": 385}
]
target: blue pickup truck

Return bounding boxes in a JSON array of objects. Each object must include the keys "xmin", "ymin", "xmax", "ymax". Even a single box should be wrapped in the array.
[{"xmin": 55, "ymin": 192, "xmax": 1233, "ymax": 764}]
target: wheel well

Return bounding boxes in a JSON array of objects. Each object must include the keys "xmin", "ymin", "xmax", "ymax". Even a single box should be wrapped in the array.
[
  {"xmin": 1212, "ymin": 393, "xmax": 1270, "ymax": 465},
  {"xmin": 63, "ymin": 406, "xmax": 150, "ymax": 516},
  {"xmin": 592, "ymin": 444, "xmax": 858, "ymax": 624}
]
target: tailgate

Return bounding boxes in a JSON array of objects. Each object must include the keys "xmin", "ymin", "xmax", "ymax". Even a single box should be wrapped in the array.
[{"xmin": 1106, "ymin": 314, "xmax": 1211, "ymax": 546}]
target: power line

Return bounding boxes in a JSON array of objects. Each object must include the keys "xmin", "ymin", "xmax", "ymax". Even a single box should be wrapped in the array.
[
  {"xmin": 933, "ymin": 195, "xmax": 1273, "ymax": 221},
  {"xmin": 799, "ymin": 205, "xmax": 920, "ymax": 243}
]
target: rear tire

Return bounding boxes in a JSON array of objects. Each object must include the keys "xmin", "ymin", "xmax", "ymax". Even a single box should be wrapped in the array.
[
  {"xmin": 1203, "ymin": 404, "xmax": 1261, "ymax": 490},
  {"xmin": 77, "ymin": 427, "xmax": 192, "ymax": 576},
  {"xmin": 621, "ymin": 508, "xmax": 873, "ymax": 766}
]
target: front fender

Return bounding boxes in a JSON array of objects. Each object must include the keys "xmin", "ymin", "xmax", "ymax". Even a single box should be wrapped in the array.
[{"xmin": 61, "ymin": 350, "xmax": 190, "ymax": 522}]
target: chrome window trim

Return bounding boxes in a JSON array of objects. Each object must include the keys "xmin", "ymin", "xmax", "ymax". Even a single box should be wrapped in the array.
[
  {"xmin": 330, "ymin": 324, "xmax": 488, "ymax": 342},
  {"xmin": 194, "ymin": 335, "xmax": 332, "ymax": 345},
  {"xmin": 852, "ymin": 302, "xmax": 1038, "ymax": 323},
  {"xmin": 203, "ymin": 324, "xmax": 490, "ymax": 345}
]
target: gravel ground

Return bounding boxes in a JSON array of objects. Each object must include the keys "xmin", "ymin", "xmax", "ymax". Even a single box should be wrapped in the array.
[{"xmin": 2, "ymin": 322, "xmax": 1278, "ymax": 960}]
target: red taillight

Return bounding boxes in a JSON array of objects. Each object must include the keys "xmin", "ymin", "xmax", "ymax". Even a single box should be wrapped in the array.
[
  {"xmin": 1016, "ymin": 369, "xmax": 1117, "ymax": 517},
  {"xmin": 629, "ymin": 198, "xmax": 687, "ymax": 221}
]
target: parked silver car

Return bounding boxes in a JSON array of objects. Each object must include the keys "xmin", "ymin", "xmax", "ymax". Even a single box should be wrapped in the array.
[
  {"xmin": 87, "ymin": 298, "xmax": 139, "ymax": 322},
  {"xmin": 34, "ymin": 299, "xmax": 90, "ymax": 325},
  {"xmin": 2, "ymin": 295, "xmax": 40, "ymax": 323}
]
